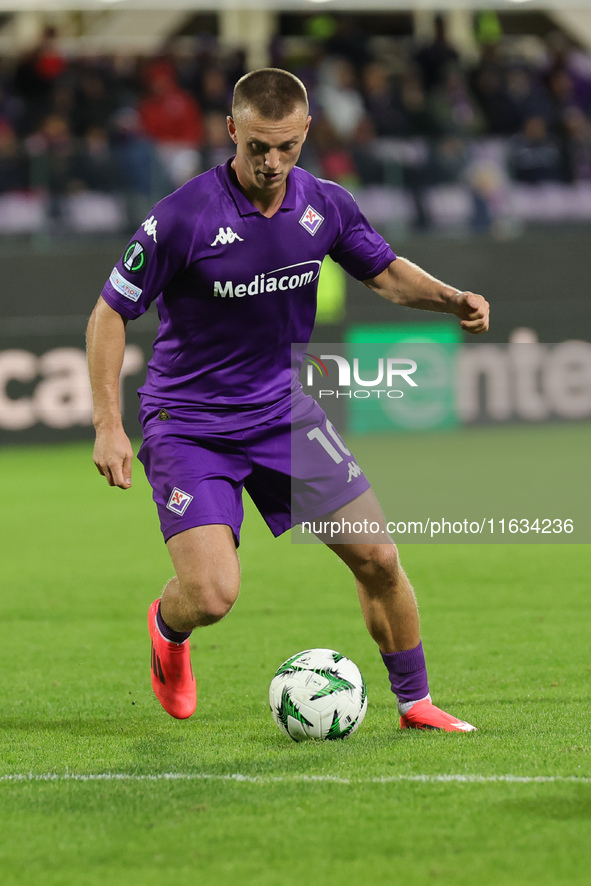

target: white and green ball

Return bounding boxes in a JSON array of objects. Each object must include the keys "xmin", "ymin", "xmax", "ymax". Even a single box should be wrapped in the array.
[{"xmin": 269, "ymin": 648, "xmax": 367, "ymax": 741}]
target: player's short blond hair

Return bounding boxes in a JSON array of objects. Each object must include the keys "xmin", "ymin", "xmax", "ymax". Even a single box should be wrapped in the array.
[{"xmin": 232, "ymin": 68, "xmax": 309, "ymax": 121}]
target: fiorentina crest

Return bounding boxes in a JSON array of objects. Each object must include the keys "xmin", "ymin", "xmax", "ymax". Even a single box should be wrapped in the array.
[
  {"xmin": 166, "ymin": 487, "xmax": 193, "ymax": 516},
  {"xmin": 299, "ymin": 205, "xmax": 324, "ymax": 236}
]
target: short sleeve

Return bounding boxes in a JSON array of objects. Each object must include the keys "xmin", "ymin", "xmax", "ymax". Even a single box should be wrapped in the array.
[
  {"xmin": 326, "ymin": 182, "xmax": 396, "ymax": 281},
  {"xmin": 100, "ymin": 196, "xmax": 188, "ymax": 320}
]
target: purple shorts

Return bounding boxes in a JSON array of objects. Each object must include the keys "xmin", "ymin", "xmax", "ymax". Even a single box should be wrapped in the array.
[{"xmin": 137, "ymin": 394, "xmax": 370, "ymax": 544}]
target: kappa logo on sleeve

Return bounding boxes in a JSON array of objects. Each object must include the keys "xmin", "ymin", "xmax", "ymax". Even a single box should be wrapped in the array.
[
  {"xmin": 141, "ymin": 215, "xmax": 158, "ymax": 242},
  {"xmin": 299, "ymin": 205, "xmax": 324, "ymax": 236},
  {"xmin": 109, "ymin": 268, "xmax": 142, "ymax": 302},
  {"xmin": 166, "ymin": 487, "xmax": 194, "ymax": 516}
]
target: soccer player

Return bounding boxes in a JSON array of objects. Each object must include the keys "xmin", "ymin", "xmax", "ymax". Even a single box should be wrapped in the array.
[{"xmin": 86, "ymin": 69, "xmax": 489, "ymax": 731}]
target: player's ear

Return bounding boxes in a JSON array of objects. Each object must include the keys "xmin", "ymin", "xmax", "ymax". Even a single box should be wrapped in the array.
[
  {"xmin": 227, "ymin": 116, "xmax": 238, "ymax": 144},
  {"xmin": 302, "ymin": 115, "xmax": 312, "ymax": 142}
]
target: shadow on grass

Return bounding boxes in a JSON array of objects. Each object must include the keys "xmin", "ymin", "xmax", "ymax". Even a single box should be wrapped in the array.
[
  {"xmin": 463, "ymin": 697, "xmax": 589, "ymax": 708},
  {"xmin": 0, "ymin": 715, "xmax": 186, "ymax": 739},
  {"xmin": 502, "ymin": 793, "xmax": 591, "ymax": 820}
]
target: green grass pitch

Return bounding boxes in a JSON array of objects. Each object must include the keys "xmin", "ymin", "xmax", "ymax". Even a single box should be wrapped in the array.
[{"xmin": 0, "ymin": 430, "xmax": 590, "ymax": 886}]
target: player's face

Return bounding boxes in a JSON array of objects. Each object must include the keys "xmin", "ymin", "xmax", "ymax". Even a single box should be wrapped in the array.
[{"xmin": 228, "ymin": 107, "xmax": 311, "ymax": 196}]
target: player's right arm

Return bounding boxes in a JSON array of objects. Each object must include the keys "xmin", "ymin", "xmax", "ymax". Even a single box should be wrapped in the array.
[{"xmin": 86, "ymin": 296, "xmax": 133, "ymax": 489}]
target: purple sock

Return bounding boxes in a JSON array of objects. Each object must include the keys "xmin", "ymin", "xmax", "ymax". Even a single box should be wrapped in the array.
[
  {"xmin": 381, "ymin": 641, "xmax": 430, "ymax": 703},
  {"xmin": 156, "ymin": 601, "xmax": 192, "ymax": 644}
]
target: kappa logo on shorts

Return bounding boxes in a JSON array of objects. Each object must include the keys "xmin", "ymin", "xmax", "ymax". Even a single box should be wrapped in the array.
[
  {"xmin": 346, "ymin": 461, "xmax": 363, "ymax": 483},
  {"xmin": 299, "ymin": 205, "xmax": 324, "ymax": 236},
  {"xmin": 166, "ymin": 487, "xmax": 194, "ymax": 516}
]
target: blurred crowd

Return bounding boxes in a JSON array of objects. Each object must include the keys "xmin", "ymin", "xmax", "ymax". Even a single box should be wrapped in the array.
[{"xmin": 2, "ymin": 17, "xmax": 591, "ymax": 233}]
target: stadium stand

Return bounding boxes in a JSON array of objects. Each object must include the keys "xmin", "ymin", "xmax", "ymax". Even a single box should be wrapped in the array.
[{"xmin": 1, "ymin": 14, "xmax": 591, "ymax": 236}]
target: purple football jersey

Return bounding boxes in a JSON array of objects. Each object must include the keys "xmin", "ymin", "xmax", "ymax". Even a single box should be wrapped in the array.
[{"xmin": 100, "ymin": 159, "xmax": 396, "ymax": 430}]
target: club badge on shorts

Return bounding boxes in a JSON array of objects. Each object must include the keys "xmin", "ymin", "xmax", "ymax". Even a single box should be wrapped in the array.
[
  {"xmin": 166, "ymin": 487, "xmax": 193, "ymax": 516},
  {"xmin": 299, "ymin": 205, "xmax": 324, "ymax": 236}
]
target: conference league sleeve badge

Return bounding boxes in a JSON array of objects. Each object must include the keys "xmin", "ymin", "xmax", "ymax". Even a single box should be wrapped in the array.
[{"xmin": 123, "ymin": 241, "xmax": 147, "ymax": 274}]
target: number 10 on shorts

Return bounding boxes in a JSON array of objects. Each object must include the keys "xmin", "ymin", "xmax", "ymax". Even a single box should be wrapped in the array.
[{"xmin": 307, "ymin": 421, "xmax": 351, "ymax": 463}]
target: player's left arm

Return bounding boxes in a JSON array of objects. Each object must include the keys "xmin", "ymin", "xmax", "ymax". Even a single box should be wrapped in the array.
[{"xmin": 363, "ymin": 256, "xmax": 490, "ymax": 334}]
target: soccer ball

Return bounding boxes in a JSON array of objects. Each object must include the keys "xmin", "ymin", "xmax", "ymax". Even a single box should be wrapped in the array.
[{"xmin": 269, "ymin": 648, "xmax": 368, "ymax": 741}]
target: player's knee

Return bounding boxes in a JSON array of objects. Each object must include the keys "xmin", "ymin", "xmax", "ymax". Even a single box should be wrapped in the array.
[
  {"xmin": 179, "ymin": 573, "xmax": 240, "ymax": 626},
  {"xmin": 349, "ymin": 543, "xmax": 401, "ymax": 589},
  {"xmin": 197, "ymin": 594, "xmax": 236, "ymax": 625}
]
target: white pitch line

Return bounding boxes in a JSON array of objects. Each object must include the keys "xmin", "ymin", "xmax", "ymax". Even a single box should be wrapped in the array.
[{"xmin": 0, "ymin": 773, "xmax": 590, "ymax": 785}]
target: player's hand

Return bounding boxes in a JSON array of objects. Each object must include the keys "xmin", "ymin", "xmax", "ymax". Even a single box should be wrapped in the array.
[
  {"xmin": 449, "ymin": 291, "xmax": 490, "ymax": 334},
  {"xmin": 93, "ymin": 427, "xmax": 133, "ymax": 489}
]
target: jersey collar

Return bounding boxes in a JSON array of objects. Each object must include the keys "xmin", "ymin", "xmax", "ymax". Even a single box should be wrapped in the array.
[{"xmin": 221, "ymin": 158, "xmax": 297, "ymax": 217}]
